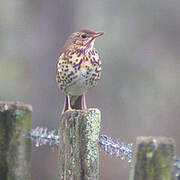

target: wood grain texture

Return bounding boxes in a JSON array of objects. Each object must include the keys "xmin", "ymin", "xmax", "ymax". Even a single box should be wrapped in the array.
[
  {"xmin": 129, "ymin": 136, "xmax": 176, "ymax": 180},
  {"xmin": 58, "ymin": 108, "xmax": 101, "ymax": 180},
  {"xmin": 0, "ymin": 101, "xmax": 32, "ymax": 180}
]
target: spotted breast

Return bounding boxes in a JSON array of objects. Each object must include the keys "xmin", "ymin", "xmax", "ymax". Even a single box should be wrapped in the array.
[{"xmin": 56, "ymin": 47, "xmax": 101, "ymax": 96}]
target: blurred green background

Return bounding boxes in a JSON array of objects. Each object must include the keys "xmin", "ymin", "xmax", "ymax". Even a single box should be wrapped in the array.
[{"xmin": 1, "ymin": 0, "xmax": 180, "ymax": 179}]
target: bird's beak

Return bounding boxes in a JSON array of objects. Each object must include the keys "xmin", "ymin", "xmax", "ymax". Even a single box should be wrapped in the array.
[{"xmin": 91, "ymin": 32, "xmax": 104, "ymax": 39}]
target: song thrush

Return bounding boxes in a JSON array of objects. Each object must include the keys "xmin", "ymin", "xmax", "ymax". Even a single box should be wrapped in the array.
[{"xmin": 56, "ymin": 28, "xmax": 104, "ymax": 113}]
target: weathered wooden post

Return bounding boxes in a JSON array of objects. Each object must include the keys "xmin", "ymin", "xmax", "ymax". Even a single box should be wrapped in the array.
[
  {"xmin": 0, "ymin": 102, "xmax": 32, "ymax": 180},
  {"xmin": 58, "ymin": 108, "xmax": 101, "ymax": 180},
  {"xmin": 129, "ymin": 136, "xmax": 176, "ymax": 180}
]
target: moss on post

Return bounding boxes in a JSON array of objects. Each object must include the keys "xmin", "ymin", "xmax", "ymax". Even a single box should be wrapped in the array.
[
  {"xmin": 0, "ymin": 101, "xmax": 32, "ymax": 180},
  {"xmin": 129, "ymin": 136, "xmax": 176, "ymax": 180},
  {"xmin": 58, "ymin": 108, "xmax": 101, "ymax": 180}
]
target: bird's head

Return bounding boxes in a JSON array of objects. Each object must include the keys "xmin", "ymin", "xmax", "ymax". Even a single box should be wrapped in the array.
[{"xmin": 63, "ymin": 28, "xmax": 104, "ymax": 51}]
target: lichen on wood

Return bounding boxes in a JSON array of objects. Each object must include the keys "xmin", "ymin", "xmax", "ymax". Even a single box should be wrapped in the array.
[
  {"xmin": 58, "ymin": 108, "xmax": 101, "ymax": 180},
  {"xmin": 129, "ymin": 136, "xmax": 176, "ymax": 180},
  {"xmin": 0, "ymin": 101, "xmax": 32, "ymax": 180}
]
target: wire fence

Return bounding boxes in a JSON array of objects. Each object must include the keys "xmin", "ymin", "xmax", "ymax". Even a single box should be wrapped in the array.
[{"xmin": 29, "ymin": 127, "xmax": 180, "ymax": 178}]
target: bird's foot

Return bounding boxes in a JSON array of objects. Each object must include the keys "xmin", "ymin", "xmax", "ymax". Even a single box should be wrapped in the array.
[{"xmin": 64, "ymin": 107, "xmax": 75, "ymax": 113}]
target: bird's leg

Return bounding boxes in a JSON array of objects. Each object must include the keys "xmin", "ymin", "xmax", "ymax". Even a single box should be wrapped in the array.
[
  {"xmin": 81, "ymin": 92, "xmax": 87, "ymax": 110},
  {"xmin": 62, "ymin": 95, "xmax": 74, "ymax": 114},
  {"xmin": 62, "ymin": 96, "xmax": 66, "ymax": 114},
  {"xmin": 66, "ymin": 94, "xmax": 74, "ymax": 112}
]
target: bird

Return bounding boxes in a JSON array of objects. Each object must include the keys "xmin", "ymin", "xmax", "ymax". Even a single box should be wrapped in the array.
[{"xmin": 56, "ymin": 28, "xmax": 104, "ymax": 113}]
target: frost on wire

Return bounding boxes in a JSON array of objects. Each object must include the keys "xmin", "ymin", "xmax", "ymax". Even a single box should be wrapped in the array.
[{"xmin": 29, "ymin": 127, "xmax": 180, "ymax": 177}]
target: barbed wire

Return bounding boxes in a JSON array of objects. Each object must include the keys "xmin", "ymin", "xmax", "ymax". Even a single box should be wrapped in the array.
[{"xmin": 29, "ymin": 127, "xmax": 180, "ymax": 178}]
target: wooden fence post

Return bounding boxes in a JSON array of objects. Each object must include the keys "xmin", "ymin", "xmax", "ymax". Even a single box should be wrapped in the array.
[
  {"xmin": 58, "ymin": 108, "xmax": 101, "ymax": 180},
  {"xmin": 0, "ymin": 102, "xmax": 32, "ymax": 180},
  {"xmin": 129, "ymin": 136, "xmax": 176, "ymax": 180}
]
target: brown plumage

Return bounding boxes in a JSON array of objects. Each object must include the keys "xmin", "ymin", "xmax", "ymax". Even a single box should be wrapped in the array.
[{"xmin": 56, "ymin": 28, "xmax": 104, "ymax": 113}]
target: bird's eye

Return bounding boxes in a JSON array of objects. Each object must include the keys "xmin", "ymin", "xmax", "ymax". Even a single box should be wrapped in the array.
[{"xmin": 80, "ymin": 34, "xmax": 87, "ymax": 39}]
